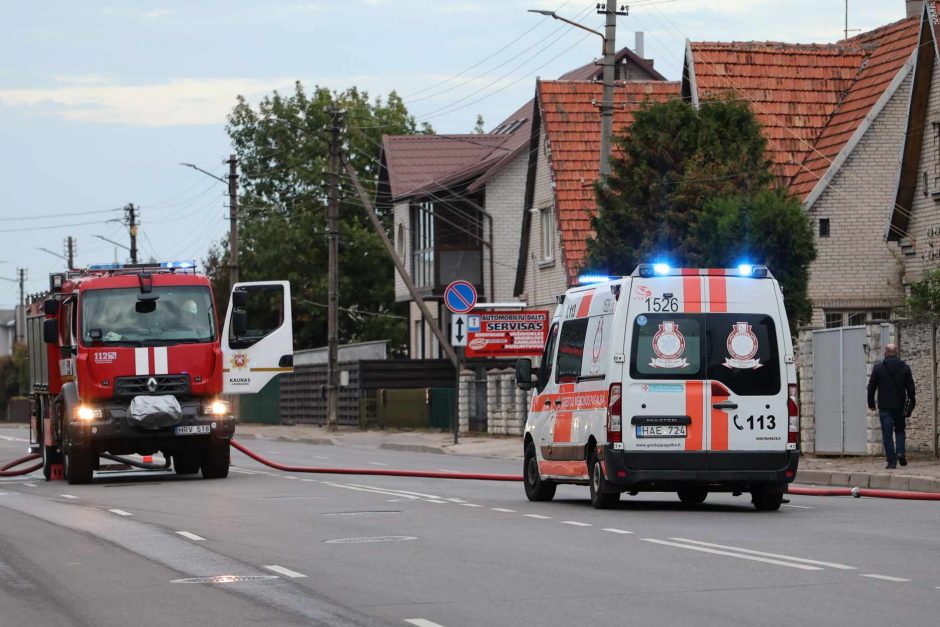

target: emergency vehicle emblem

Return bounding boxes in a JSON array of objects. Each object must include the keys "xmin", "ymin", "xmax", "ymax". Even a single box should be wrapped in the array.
[
  {"xmin": 650, "ymin": 321, "xmax": 689, "ymax": 369},
  {"xmin": 231, "ymin": 354, "xmax": 249, "ymax": 370},
  {"xmin": 146, "ymin": 377, "xmax": 158, "ymax": 393},
  {"xmin": 724, "ymin": 322, "xmax": 762, "ymax": 369}
]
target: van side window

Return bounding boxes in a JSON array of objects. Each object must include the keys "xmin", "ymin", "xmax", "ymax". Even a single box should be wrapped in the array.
[
  {"xmin": 630, "ymin": 314, "xmax": 704, "ymax": 380},
  {"xmin": 537, "ymin": 322, "xmax": 559, "ymax": 392},
  {"xmin": 556, "ymin": 318, "xmax": 589, "ymax": 382},
  {"xmin": 581, "ymin": 314, "xmax": 612, "ymax": 378},
  {"xmin": 706, "ymin": 314, "xmax": 780, "ymax": 395}
]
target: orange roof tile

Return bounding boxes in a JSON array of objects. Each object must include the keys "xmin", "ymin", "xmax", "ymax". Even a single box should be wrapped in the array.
[{"xmin": 538, "ymin": 80, "xmax": 681, "ymax": 283}]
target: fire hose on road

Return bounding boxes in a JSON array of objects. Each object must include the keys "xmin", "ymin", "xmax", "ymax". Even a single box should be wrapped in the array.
[{"xmin": 2, "ymin": 442, "xmax": 940, "ymax": 501}]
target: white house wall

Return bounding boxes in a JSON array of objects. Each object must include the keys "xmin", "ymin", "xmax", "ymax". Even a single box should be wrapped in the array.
[
  {"xmin": 393, "ymin": 200, "xmax": 411, "ymax": 302},
  {"xmin": 480, "ymin": 154, "xmax": 528, "ymax": 303}
]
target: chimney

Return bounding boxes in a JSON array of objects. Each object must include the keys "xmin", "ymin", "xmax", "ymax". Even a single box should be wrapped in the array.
[
  {"xmin": 635, "ymin": 31, "xmax": 645, "ymax": 59},
  {"xmin": 907, "ymin": 0, "xmax": 923, "ymax": 19}
]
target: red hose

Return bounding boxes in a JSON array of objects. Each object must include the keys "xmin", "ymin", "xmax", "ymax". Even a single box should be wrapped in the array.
[
  {"xmin": 0, "ymin": 453, "xmax": 42, "ymax": 477},
  {"xmin": 789, "ymin": 486, "xmax": 853, "ymax": 497},
  {"xmin": 230, "ymin": 439, "xmax": 522, "ymax": 482}
]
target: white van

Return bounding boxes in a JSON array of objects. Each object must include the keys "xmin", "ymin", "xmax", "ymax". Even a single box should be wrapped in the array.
[{"xmin": 515, "ymin": 264, "xmax": 800, "ymax": 511}]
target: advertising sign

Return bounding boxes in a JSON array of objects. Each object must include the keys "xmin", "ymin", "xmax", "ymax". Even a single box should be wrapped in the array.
[{"xmin": 464, "ymin": 310, "xmax": 550, "ymax": 358}]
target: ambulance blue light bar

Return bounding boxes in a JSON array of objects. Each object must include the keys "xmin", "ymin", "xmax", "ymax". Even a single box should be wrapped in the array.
[
  {"xmin": 634, "ymin": 264, "xmax": 771, "ymax": 278},
  {"xmin": 653, "ymin": 263, "xmax": 671, "ymax": 275},
  {"xmin": 88, "ymin": 263, "xmax": 122, "ymax": 270},
  {"xmin": 161, "ymin": 260, "xmax": 195, "ymax": 269},
  {"xmin": 577, "ymin": 274, "xmax": 611, "ymax": 285}
]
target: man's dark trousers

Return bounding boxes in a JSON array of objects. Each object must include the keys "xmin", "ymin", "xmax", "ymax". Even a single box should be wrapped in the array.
[{"xmin": 879, "ymin": 408, "xmax": 906, "ymax": 467}]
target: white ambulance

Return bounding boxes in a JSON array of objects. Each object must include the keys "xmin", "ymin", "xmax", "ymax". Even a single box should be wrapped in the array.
[{"xmin": 515, "ymin": 264, "xmax": 800, "ymax": 511}]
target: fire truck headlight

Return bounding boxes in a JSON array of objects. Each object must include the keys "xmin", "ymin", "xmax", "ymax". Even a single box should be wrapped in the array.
[
  {"xmin": 75, "ymin": 405, "xmax": 103, "ymax": 421},
  {"xmin": 204, "ymin": 400, "xmax": 231, "ymax": 416}
]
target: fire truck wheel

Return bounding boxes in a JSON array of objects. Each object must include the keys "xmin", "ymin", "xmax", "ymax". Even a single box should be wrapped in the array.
[
  {"xmin": 524, "ymin": 442, "xmax": 556, "ymax": 502},
  {"xmin": 677, "ymin": 487, "xmax": 709, "ymax": 505},
  {"xmin": 174, "ymin": 451, "xmax": 201, "ymax": 475},
  {"xmin": 201, "ymin": 440, "xmax": 230, "ymax": 479},
  {"xmin": 589, "ymin": 452, "xmax": 619, "ymax": 510},
  {"xmin": 64, "ymin": 446, "xmax": 94, "ymax": 485},
  {"xmin": 42, "ymin": 444, "xmax": 63, "ymax": 482},
  {"xmin": 751, "ymin": 487, "xmax": 783, "ymax": 512}
]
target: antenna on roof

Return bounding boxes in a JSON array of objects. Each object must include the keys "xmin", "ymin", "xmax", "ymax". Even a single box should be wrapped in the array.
[{"xmin": 844, "ymin": 0, "xmax": 861, "ymax": 40}]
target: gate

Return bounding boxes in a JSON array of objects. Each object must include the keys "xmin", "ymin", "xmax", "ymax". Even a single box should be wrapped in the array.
[{"xmin": 812, "ymin": 327, "xmax": 869, "ymax": 454}]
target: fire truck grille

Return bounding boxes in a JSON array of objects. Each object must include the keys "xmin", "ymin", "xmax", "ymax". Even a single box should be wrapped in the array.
[{"xmin": 114, "ymin": 375, "xmax": 191, "ymax": 397}]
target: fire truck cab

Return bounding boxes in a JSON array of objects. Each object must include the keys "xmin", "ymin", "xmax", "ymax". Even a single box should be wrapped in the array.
[
  {"xmin": 26, "ymin": 261, "xmax": 293, "ymax": 484},
  {"xmin": 516, "ymin": 264, "xmax": 800, "ymax": 511}
]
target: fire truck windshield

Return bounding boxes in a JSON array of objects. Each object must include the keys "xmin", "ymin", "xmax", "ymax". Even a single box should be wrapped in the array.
[{"xmin": 81, "ymin": 286, "xmax": 216, "ymax": 346}]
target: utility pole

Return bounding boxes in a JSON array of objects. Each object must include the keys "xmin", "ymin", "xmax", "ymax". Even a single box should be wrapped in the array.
[
  {"xmin": 16, "ymin": 268, "xmax": 26, "ymax": 343},
  {"xmin": 327, "ymin": 108, "xmax": 344, "ymax": 431},
  {"xmin": 227, "ymin": 154, "xmax": 239, "ymax": 288},
  {"xmin": 64, "ymin": 236, "xmax": 76, "ymax": 269},
  {"xmin": 599, "ymin": 2, "xmax": 627, "ymax": 178},
  {"xmin": 124, "ymin": 204, "xmax": 138, "ymax": 264}
]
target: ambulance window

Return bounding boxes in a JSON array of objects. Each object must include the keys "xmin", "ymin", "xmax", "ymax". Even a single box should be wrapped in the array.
[
  {"xmin": 706, "ymin": 314, "xmax": 780, "ymax": 396},
  {"xmin": 556, "ymin": 318, "xmax": 589, "ymax": 382},
  {"xmin": 580, "ymin": 314, "xmax": 612, "ymax": 378},
  {"xmin": 537, "ymin": 322, "xmax": 559, "ymax": 392},
  {"xmin": 630, "ymin": 314, "xmax": 703, "ymax": 379}
]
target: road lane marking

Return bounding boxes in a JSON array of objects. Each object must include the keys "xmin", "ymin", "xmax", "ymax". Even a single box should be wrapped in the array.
[
  {"xmin": 782, "ymin": 504, "xmax": 813, "ymax": 509},
  {"xmin": 492, "ymin": 508, "xmax": 516, "ymax": 513},
  {"xmin": 109, "ymin": 509, "xmax": 133, "ymax": 516},
  {"xmin": 60, "ymin": 494, "xmax": 78, "ymax": 499},
  {"xmin": 446, "ymin": 498, "xmax": 466, "ymax": 503},
  {"xmin": 0, "ymin": 435, "xmax": 29, "ymax": 442},
  {"xmin": 561, "ymin": 521, "xmax": 591, "ymax": 527},
  {"xmin": 642, "ymin": 539, "xmax": 822, "ymax": 571},
  {"xmin": 176, "ymin": 531, "xmax": 205, "ymax": 541},
  {"xmin": 603, "ymin": 528, "xmax": 633, "ymax": 534},
  {"xmin": 370, "ymin": 462, "xmax": 388, "ymax": 466},
  {"xmin": 428, "ymin": 500, "xmax": 448, "ymax": 504},
  {"xmin": 301, "ymin": 479, "xmax": 317, "ymax": 482},
  {"xmin": 284, "ymin": 476, "xmax": 298, "ymax": 480},
  {"xmin": 23, "ymin": 483, "xmax": 37, "ymax": 487},
  {"xmin": 670, "ymin": 538, "xmax": 856, "ymax": 570},
  {"xmin": 405, "ymin": 620, "xmax": 446, "ymax": 627},
  {"xmin": 264, "ymin": 565, "xmax": 307, "ymax": 578},
  {"xmin": 523, "ymin": 514, "xmax": 551, "ymax": 519},
  {"xmin": 460, "ymin": 503, "xmax": 483, "ymax": 508},
  {"xmin": 861, "ymin": 574, "xmax": 910, "ymax": 582}
]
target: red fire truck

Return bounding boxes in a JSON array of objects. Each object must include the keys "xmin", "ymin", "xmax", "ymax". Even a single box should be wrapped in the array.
[{"xmin": 26, "ymin": 261, "xmax": 293, "ymax": 484}]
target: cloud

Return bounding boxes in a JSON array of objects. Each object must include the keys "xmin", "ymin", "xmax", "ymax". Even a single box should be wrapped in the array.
[
  {"xmin": 0, "ymin": 77, "xmax": 303, "ymax": 126},
  {"xmin": 142, "ymin": 8, "xmax": 178, "ymax": 20}
]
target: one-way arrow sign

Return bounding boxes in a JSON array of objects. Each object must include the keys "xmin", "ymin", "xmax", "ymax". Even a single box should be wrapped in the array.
[{"xmin": 451, "ymin": 314, "xmax": 468, "ymax": 347}]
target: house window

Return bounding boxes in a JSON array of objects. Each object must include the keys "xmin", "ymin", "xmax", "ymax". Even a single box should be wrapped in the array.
[
  {"xmin": 413, "ymin": 202, "xmax": 435, "ymax": 288},
  {"xmin": 819, "ymin": 218, "xmax": 830, "ymax": 238},
  {"xmin": 870, "ymin": 310, "xmax": 890, "ymax": 321},
  {"xmin": 847, "ymin": 312, "xmax": 867, "ymax": 326},
  {"xmin": 540, "ymin": 207, "xmax": 554, "ymax": 261},
  {"xmin": 825, "ymin": 310, "xmax": 891, "ymax": 329},
  {"xmin": 825, "ymin": 313, "xmax": 843, "ymax": 329},
  {"xmin": 397, "ymin": 223, "xmax": 405, "ymax": 258}
]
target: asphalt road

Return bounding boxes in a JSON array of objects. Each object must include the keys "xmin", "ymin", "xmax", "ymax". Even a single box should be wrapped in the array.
[{"xmin": 2, "ymin": 426, "xmax": 939, "ymax": 627}]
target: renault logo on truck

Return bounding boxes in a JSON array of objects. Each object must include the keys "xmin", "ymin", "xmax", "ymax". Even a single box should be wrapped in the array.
[{"xmin": 146, "ymin": 377, "xmax": 158, "ymax": 393}]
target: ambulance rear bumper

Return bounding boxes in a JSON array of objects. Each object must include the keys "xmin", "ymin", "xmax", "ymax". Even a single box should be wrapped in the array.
[{"xmin": 602, "ymin": 447, "xmax": 800, "ymax": 492}]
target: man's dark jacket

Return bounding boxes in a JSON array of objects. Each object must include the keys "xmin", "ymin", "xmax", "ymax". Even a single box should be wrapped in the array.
[{"xmin": 867, "ymin": 356, "xmax": 916, "ymax": 413}]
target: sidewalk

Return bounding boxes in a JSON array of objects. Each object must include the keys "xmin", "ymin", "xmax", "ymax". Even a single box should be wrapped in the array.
[{"xmin": 233, "ymin": 424, "xmax": 940, "ymax": 493}]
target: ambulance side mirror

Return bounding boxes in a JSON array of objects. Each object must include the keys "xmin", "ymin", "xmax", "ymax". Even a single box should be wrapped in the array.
[
  {"xmin": 515, "ymin": 358, "xmax": 536, "ymax": 391},
  {"xmin": 232, "ymin": 310, "xmax": 248, "ymax": 337},
  {"xmin": 43, "ymin": 319, "xmax": 58, "ymax": 344},
  {"xmin": 232, "ymin": 289, "xmax": 248, "ymax": 309}
]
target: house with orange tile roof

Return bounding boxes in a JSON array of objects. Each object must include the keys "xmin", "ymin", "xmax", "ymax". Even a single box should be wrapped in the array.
[{"xmin": 377, "ymin": 46, "xmax": 665, "ymax": 363}]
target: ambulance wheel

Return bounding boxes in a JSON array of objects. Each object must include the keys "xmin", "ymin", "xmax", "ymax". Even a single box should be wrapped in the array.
[
  {"xmin": 174, "ymin": 451, "xmax": 201, "ymax": 475},
  {"xmin": 677, "ymin": 487, "xmax": 708, "ymax": 505},
  {"xmin": 64, "ymin": 446, "xmax": 94, "ymax": 485},
  {"xmin": 589, "ymin": 453, "xmax": 619, "ymax": 509},
  {"xmin": 524, "ymin": 443, "xmax": 556, "ymax": 502},
  {"xmin": 201, "ymin": 440, "xmax": 230, "ymax": 479},
  {"xmin": 751, "ymin": 488, "xmax": 783, "ymax": 512},
  {"xmin": 42, "ymin": 444, "xmax": 62, "ymax": 482}
]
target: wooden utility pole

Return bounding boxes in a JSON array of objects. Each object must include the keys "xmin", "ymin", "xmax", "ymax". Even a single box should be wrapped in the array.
[
  {"xmin": 64, "ymin": 236, "xmax": 76, "ymax": 270},
  {"xmin": 16, "ymin": 268, "xmax": 26, "ymax": 343},
  {"xmin": 124, "ymin": 204, "xmax": 138, "ymax": 264},
  {"xmin": 327, "ymin": 109, "xmax": 344, "ymax": 431},
  {"xmin": 227, "ymin": 155, "xmax": 239, "ymax": 287}
]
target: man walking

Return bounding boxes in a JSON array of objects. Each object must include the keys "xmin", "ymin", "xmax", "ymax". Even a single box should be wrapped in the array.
[{"xmin": 867, "ymin": 344, "xmax": 915, "ymax": 469}]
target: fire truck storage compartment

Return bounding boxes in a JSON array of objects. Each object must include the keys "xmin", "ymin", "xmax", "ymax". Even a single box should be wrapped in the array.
[{"xmin": 27, "ymin": 313, "xmax": 48, "ymax": 388}]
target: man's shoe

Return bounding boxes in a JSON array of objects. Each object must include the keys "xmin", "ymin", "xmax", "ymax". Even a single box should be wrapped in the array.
[
  {"xmin": 899, "ymin": 456, "xmax": 907, "ymax": 467},
  {"xmin": 885, "ymin": 463, "xmax": 897, "ymax": 469}
]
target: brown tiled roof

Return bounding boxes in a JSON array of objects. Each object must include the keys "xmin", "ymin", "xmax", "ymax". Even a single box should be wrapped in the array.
[{"xmin": 538, "ymin": 80, "xmax": 681, "ymax": 283}]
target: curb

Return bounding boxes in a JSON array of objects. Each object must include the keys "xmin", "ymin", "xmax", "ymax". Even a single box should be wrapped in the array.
[
  {"xmin": 795, "ymin": 469, "xmax": 940, "ymax": 493},
  {"xmin": 234, "ymin": 433, "xmax": 335, "ymax": 446},
  {"xmin": 379, "ymin": 443, "xmax": 446, "ymax": 455}
]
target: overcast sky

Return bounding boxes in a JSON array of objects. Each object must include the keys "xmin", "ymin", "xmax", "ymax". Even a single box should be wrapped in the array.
[{"xmin": 0, "ymin": 0, "xmax": 907, "ymax": 307}]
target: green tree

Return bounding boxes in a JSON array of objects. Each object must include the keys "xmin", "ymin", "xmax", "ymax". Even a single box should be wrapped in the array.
[
  {"xmin": 206, "ymin": 83, "xmax": 432, "ymax": 352},
  {"xmin": 473, "ymin": 114, "xmax": 485, "ymax": 134},
  {"xmin": 586, "ymin": 97, "xmax": 771, "ymax": 273},
  {"xmin": 585, "ymin": 97, "xmax": 817, "ymax": 326},
  {"xmin": 695, "ymin": 190, "xmax": 816, "ymax": 326},
  {"xmin": 0, "ymin": 343, "xmax": 28, "ymax": 414},
  {"xmin": 903, "ymin": 268, "xmax": 940, "ymax": 319}
]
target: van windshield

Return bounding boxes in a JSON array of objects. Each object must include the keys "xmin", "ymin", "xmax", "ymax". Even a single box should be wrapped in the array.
[
  {"xmin": 629, "ymin": 313, "xmax": 780, "ymax": 395},
  {"xmin": 81, "ymin": 286, "xmax": 216, "ymax": 346}
]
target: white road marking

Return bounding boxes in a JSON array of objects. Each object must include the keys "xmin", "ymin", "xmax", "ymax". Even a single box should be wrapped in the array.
[
  {"xmin": 382, "ymin": 488, "xmax": 443, "ymax": 500},
  {"xmin": 370, "ymin": 462, "xmax": 388, "ymax": 466},
  {"xmin": 603, "ymin": 528, "xmax": 633, "ymax": 535},
  {"xmin": 861, "ymin": 574, "xmax": 911, "ymax": 582},
  {"xmin": 428, "ymin": 500, "xmax": 448, "ymax": 504},
  {"xmin": 284, "ymin": 476, "xmax": 298, "ymax": 480},
  {"xmin": 109, "ymin": 509, "xmax": 133, "ymax": 517},
  {"xmin": 523, "ymin": 514, "xmax": 551, "ymax": 520},
  {"xmin": 460, "ymin": 503, "xmax": 483, "ymax": 508},
  {"xmin": 405, "ymin": 620, "xmax": 446, "ymax": 627},
  {"xmin": 264, "ymin": 565, "xmax": 307, "ymax": 579},
  {"xmin": 782, "ymin": 504, "xmax": 814, "ymax": 509},
  {"xmin": 322, "ymin": 482, "xmax": 422, "ymax": 500},
  {"xmin": 561, "ymin": 521, "xmax": 591, "ymax": 527},
  {"xmin": 0, "ymin": 434, "xmax": 29, "ymax": 443},
  {"xmin": 671, "ymin": 538, "xmax": 856, "ymax": 570},
  {"xmin": 492, "ymin": 508, "xmax": 516, "ymax": 513},
  {"xmin": 642, "ymin": 539, "xmax": 822, "ymax": 571},
  {"xmin": 23, "ymin": 483, "xmax": 37, "ymax": 488},
  {"xmin": 229, "ymin": 468, "xmax": 260, "ymax": 475},
  {"xmin": 446, "ymin": 498, "xmax": 466, "ymax": 503},
  {"xmin": 176, "ymin": 531, "xmax": 205, "ymax": 541},
  {"xmin": 301, "ymin": 479, "xmax": 317, "ymax": 482},
  {"xmin": 60, "ymin": 494, "xmax": 78, "ymax": 499}
]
